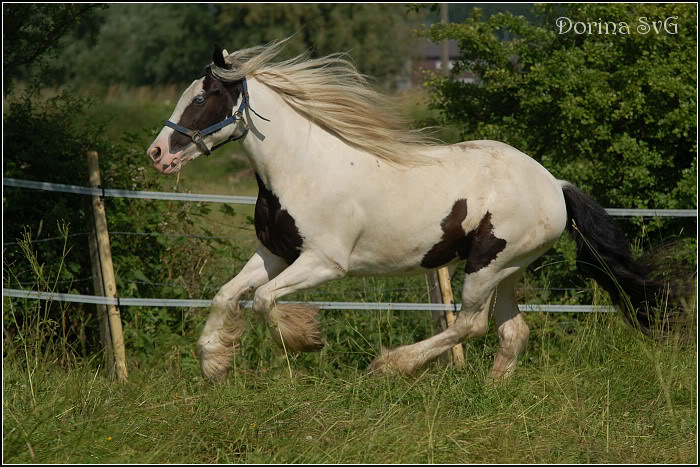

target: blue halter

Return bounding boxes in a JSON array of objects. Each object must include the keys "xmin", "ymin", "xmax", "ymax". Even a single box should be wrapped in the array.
[{"xmin": 163, "ymin": 77, "xmax": 269, "ymax": 156}]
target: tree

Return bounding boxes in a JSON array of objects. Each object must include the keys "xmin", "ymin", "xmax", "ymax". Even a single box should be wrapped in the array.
[
  {"xmin": 420, "ymin": 4, "xmax": 696, "ymax": 213},
  {"xmin": 215, "ymin": 4, "xmax": 419, "ymax": 86},
  {"xmin": 56, "ymin": 4, "xmax": 220, "ymax": 86},
  {"xmin": 420, "ymin": 3, "xmax": 541, "ymax": 26},
  {"xmin": 54, "ymin": 4, "xmax": 420, "ymax": 87},
  {"xmin": 2, "ymin": 3, "xmax": 104, "ymax": 93}
]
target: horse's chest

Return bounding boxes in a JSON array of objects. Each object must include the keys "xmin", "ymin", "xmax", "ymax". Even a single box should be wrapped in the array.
[{"xmin": 254, "ymin": 173, "xmax": 303, "ymax": 265}]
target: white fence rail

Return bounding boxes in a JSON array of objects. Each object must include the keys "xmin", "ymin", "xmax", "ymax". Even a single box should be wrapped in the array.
[
  {"xmin": 2, "ymin": 288, "xmax": 615, "ymax": 313},
  {"xmin": 3, "ymin": 176, "xmax": 695, "ymax": 313},
  {"xmin": 3, "ymin": 177, "xmax": 257, "ymax": 205},
  {"xmin": 4, "ymin": 177, "xmax": 697, "ymax": 216}
]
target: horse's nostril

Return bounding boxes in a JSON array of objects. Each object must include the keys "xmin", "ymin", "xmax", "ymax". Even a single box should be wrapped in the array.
[{"xmin": 149, "ymin": 146, "xmax": 162, "ymax": 162}]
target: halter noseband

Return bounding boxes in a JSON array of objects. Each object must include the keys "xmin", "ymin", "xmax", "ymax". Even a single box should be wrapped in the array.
[{"xmin": 163, "ymin": 76, "xmax": 268, "ymax": 156}]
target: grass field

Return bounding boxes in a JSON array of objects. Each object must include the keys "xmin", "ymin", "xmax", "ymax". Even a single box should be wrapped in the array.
[
  {"xmin": 3, "ymin": 85, "xmax": 697, "ymax": 464},
  {"xmin": 3, "ymin": 310, "xmax": 697, "ymax": 464}
]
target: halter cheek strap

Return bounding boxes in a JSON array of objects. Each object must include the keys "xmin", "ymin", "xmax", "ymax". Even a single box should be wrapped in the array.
[{"xmin": 163, "ymin": 78, "xmax": 269, "ymax": 156}]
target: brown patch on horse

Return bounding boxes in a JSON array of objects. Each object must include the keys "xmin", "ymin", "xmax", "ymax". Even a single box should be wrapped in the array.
[
  {"xmin": 254, "ymin": 173, "xmax": 304, "ymax": 264},
  {"xmin": 421, "ymin": 201, "xmax": 507, "ymax": 273},
  {"xmin": 266, "ymin": 302, "xmax": 325, "ymax": 352},
  {"xmin": 421, "ymin": 199, "xmax": 469, "ymax": 269},
  {"xmin": 463, "ymin": 212, "xmax": 507, "ymax": 274},
  {"xmin": 169, "ymin": 72, "xmax": 242, "ymax": 153}
]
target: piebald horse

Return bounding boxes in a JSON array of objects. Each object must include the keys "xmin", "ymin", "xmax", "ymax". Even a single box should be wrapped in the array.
[{"xmin": 147, "ymin": 40, "xmax": 680, "ymax": 382}]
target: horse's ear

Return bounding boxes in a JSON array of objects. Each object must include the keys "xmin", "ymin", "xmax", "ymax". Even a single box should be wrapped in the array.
[{"xmin": 213, "ymin": 44, "xmax": 228, "ymax": 69}]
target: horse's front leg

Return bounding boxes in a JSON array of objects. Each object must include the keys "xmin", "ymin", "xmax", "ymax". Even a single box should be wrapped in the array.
[
  {"xmin": 198, "ymin": 246, "xmax": 287, "ymax": 381},
  {"xmin": 252, "ymin": 251, "xmax": 346, "ymax": 353}
]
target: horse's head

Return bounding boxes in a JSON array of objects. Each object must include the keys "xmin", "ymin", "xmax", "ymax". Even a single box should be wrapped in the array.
[{"xmin": 147, "ymin": 46, "xmax": 246, "ymax": 174}]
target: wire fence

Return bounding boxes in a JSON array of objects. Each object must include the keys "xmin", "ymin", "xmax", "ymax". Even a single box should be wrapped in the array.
[
  {"xmin": 3, "ymin": 176, "xmax": 696, "ymax": 312},
  {"xmin": 2, "ymin": 288, "xmax": 615, "ymax": 313},
  {"xmin": 0, "ymin": 225, "xmax": 677, "ymax": 296},
  {"xmin": 2, "ymin": 230, "xmax": 247, "ymax": 246},
  {"xmin": 5, "ymin": 177, "xmax": 698, "ymax": 216}
]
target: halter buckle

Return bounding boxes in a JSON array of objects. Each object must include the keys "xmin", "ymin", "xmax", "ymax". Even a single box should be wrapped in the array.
[
  {"xmin": 235, "ymin": 111, "xmax": 247, "ymax": 129},
  {"xmin": 191, "ymin": 130, "xmax": 204, "ymax": 144}
]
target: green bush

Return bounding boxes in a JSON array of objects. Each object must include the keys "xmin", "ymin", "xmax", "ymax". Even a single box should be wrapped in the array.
[{"xmin": 420, "ymin": 3, "xmax": 696, "ymax": 213}]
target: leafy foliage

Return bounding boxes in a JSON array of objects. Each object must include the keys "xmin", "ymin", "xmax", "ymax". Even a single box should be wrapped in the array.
[
  {"xmin": 1, "ymin": 85, "xmax": 232, "ymax": 356},
  {"xmin": 420, "ymin": 3, "xmax": 696, "ymax": 213},
  {"xmin": 215, "ymin": 4, "xmax": 417, "ymax": 85},
  {"xmin": 49, "ymin": 4, "xmax": 420, "ymax": 88},
  {"xmin": 2, "ymin": 3, "xmax": 105, "ymax": 94},
  {"xmin": 56, "ymin": 4, "xmax": 218, "ymax": 86},
  {"xmin": 416, "ymin": 2, "xmax": 541, "ymax": 26}
]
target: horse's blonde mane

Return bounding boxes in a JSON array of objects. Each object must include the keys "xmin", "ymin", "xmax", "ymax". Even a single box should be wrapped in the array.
[{"xmin": 210, "ymin": 38, "xmax": 441, "ymax": 166}]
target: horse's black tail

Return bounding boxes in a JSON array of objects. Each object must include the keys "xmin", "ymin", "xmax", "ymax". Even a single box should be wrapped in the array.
[{"xmin": 560, "ymin": 182, "xmax": 687, "ymax": 335}]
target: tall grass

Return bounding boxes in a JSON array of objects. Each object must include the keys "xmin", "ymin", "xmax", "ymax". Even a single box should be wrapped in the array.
[
  {"xmin": 3, "ymin": 303, "xmax": 696, "ymax": 463},
  {"xmin": 4, "ymin": 223, "xmax": 83, "ymax": 403}
]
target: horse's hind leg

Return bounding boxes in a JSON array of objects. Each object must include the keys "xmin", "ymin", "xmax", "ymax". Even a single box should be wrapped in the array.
[
  {"xmin": 369, "ymin": 265, "xmax": 510, "ymax": 376},
  {"xmin": 198, "ymin": 246, "xmax": 287, "ymax": 381},
  {"xmin": 488, "ymin": 274, "xmax": 530, "ymax": 383}
]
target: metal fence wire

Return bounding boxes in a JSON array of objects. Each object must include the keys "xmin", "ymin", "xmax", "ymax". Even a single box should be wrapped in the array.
[{"xmin": 3, "ymin": 176, "xmax": 696, "ymax": 311}]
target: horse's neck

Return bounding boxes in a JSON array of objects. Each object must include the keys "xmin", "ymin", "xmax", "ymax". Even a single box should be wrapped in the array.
[{"xmin": 241, "ymin": 77, "xmax": 358, "ymax": 191}]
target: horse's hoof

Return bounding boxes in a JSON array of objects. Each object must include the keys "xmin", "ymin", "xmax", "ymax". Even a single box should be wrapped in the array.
[
  {"xmin": 197, "ymin": 343, "xmax": 234, "ymax": 383},
  {"xmin": 368, "ymin": 346, "xmax": 415, "ymax": 376}
]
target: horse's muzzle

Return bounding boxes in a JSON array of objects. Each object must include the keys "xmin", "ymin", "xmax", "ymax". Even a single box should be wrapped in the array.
[{"xmin": 147, "ymin": 143, "xmax": 184, "ymax": 174}]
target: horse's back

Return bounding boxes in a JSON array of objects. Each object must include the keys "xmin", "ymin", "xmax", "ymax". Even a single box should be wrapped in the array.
[
  {"xmin": 418, "ymin": 139, "xmax": 566, "ymax": 221},
  {"xmin": 344, "ymin": 140, "xmax": 568, "ymax": 275}
]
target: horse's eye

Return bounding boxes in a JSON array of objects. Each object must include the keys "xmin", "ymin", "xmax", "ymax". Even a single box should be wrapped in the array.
[{"xmin": 194, "ymin": 96, "xmax": 205, "ymax": 105}]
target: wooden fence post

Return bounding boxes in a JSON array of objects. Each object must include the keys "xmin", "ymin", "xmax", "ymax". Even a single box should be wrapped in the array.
[
  {"xmin": 437, "ymin": 267, "xmax": 464, "ymax": 368},
  {"xmin": 427, "ymin": 270, "xmax": 450, "ymax": 365},
  {"xmin": 87, "ymin": 151, "xmax": 128, "ymax": 381},
  {"xmin": 426, "ymin": 268, "xmax": 465, "ymax": 368},
  {"xmin": 88, "ymin": 225, "xmax": 114, "ymax": 375}
]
